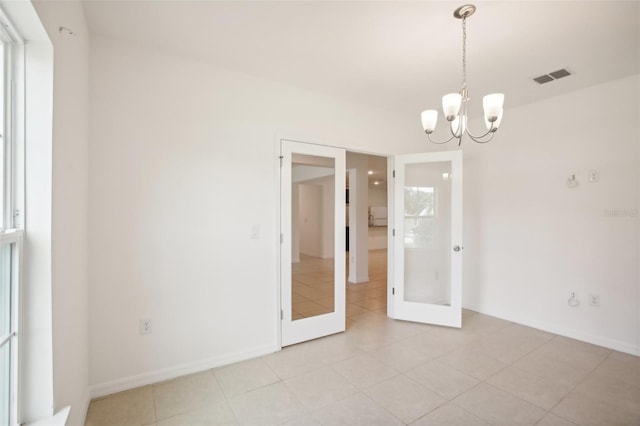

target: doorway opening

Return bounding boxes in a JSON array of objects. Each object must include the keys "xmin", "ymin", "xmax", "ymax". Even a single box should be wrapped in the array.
[
  {"xmin": 282, "ymin": 140, "xmax": 463, "ymax": 347},
  {"xmin": 288, "ymin": 151, "xmax": 390, "ymax": 326},
  {"xmin": 284, "ymin": 146, "xmax": 390, "ymax": 346},
  {"xmin": 345, "ymin": 152, "xmax": 389, "ymax": 328}
]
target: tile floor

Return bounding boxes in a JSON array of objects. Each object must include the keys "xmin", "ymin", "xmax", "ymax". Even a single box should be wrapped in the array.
[
  {"xmin": 291, "ymin": 253, "xmax": 336, "ymax": 320},
  {"xmin": 292, "ymin": 249, "xmax": 388, "ymax": 321},
  {"xmin": 85, "ymin": 249, "xmax": 640, "ymax": 426}
]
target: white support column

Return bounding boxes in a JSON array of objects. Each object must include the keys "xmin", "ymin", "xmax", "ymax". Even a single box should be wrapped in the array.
[{"xmin": 347, "ymin": 153, "xmax": 369, "ymax": 284}]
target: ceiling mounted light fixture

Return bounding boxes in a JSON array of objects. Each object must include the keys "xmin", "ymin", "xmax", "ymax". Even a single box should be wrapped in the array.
[{"xmin": 421, "ymin": 4, "xmax": 504, "ymax": 146}]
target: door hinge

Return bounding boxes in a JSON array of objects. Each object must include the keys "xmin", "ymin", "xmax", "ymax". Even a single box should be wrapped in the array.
[
  {"xmin": 280, "ymin": 309, "xmax": 283, "ymax": 320},
  {"xmin": 279, "ymin": 155, "xmax": 284, "ymax": 167},
  {"xmin": 393, "ymin": 170, "xmax": 395, "ymax": 178},
  {"xmin": 392, "ymin": 287, "xmax": 395, "ymax": 295},
  {"xmin": 392, "ymin": 229, "xmax": 395, "ymax": 237},
  {"xmin": 280, "ymin": 233, "xmax": 283, "ymax": 244}
]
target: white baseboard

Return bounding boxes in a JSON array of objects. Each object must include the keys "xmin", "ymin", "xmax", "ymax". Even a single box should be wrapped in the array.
[
  {"xmin": 26, "ymin": 406, "xmax": 71, "ymax": 426},
  {"xmin": 89, "ymin": 343, "xmax": 279, "ymax": 399},
  {"xmin": 463, "ymin": 303, "xmax": 640, "ymax": 356},
  {"xmin": 348, "ymin": 275, "xmax": 370, "ymax": 284}
]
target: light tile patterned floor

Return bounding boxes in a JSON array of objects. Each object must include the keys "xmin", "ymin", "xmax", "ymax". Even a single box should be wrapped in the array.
[{"xmin": 86, "ymin": 249, "xmax": 640, "ymax": 425}]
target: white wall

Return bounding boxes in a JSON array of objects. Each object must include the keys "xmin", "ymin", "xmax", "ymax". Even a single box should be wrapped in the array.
[
  {"xmin": 88, "ymin": 35, "xmax": 424, "ymax": 393},
  {"xmin": 292, "ymin": 164, "xmax": 335, "ymax": 262},
  {"xmin": 462, "ymin": 74, "xmax": 640, "ymax": 355},
  {"xmin": 298, "ymin": 183, "xmax": 322, "ymax": 257},
  {"xmin": 31, "ymin": 1, "xmax": 90, "ymax": 425},
  {"xmin": 368, "ymin": 187, "xmax": 387, "ymax": 208},
  {"xmin": 318, "ymin": 175, "xmax": 336, "ymax": 259},
  {"xmin": 295, "ymin": 174, "xmax": 336, "ymax": 259},
  {"xmin": 291, "ymin": 183, "xmax": 300, "ymax": 263}
]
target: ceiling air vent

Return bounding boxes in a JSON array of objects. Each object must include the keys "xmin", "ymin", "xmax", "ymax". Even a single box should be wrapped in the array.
[
  {"xmin": 549, "ymin": 68, "xmax": 571, "ymax": 79},
  {"xmin": 533, "ymin": 74, "xmax": 554, "ymax": 84},
  {"xmin": 533, "ymin": 68, "xmax": 572, "ymax": 84}
]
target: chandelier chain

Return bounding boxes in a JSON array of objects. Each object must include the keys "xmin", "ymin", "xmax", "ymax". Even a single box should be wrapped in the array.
[{"xmin": 462, "ymin": 15, "xmax": 467, "ymax": 90}]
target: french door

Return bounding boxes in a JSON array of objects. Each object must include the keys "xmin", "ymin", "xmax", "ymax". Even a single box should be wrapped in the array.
[
  {"xmin": 392, "ymin": 150, "xmax": 463, "ymax": 327},
  {"xmin": 280, "ymin": 140, "xmax": 346, "ymax": 346}
]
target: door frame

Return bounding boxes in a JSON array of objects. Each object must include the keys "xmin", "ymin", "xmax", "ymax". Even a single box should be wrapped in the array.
[
  {"xmin": 274, "ymin": 134, "xmax": 394, "ymax": 349},
  {"xmin": 386, "ymin": 155, "xmax": 396, "ymax": 318},
  {"xmin": 278, "ymin": 138, "xmax": 346, "ymax": 347}
]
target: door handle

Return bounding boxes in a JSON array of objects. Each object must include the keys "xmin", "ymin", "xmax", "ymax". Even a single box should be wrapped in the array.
[{"xmin": 453, "ymin": 245, "xmax": 463, "ymax": 252}]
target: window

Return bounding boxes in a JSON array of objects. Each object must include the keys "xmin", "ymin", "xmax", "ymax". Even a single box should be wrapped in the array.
[
  {"xmin": 404, "ymin": 186, "xmax": 435, "ymax": 248},
  {"xmin": 0, "ymin": 10, "xmax": 23, "ymax": 426}
]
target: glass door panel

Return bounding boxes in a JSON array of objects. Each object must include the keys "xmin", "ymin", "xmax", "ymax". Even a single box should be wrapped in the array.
[
  {"xmin": 404, "ymin": 161, "xmax": 452, "ymax": 305},
  {"xmin": 291, "ymin": 154, "xmax": 336, "ymax": 320}
]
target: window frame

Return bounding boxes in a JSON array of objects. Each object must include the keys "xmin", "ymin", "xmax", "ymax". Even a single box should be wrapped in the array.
[
  {"xmin": 0, "ymin": 11, "xmax": 24, "ymax": 233},
  {"xmin": 0, "ymin": 6, "xmax": 24, "ymax": 426}
]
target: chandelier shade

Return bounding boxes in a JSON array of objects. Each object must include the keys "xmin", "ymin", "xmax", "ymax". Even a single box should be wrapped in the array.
[
  {"xmin": 422, "ymin": 4, "xmax": 504, "ymax": 145},
  {"xmin": 421, "ymin": 110, "xmax": 438, "ymax": 133},
  {"xmin": 483, "ymin": 94, "xmax": 504, "ymax": 122},
  {"xmin": 442, "ymin": 93, "xmax": 462, "ymax": 119}
]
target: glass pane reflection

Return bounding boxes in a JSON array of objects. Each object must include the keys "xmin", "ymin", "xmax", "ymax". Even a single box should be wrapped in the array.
[
  {"xmin": 291, "ymin": 154, "xmax": 335, "ymax": 320},
  {"xmin": 403, "ymin": 161, "xmax": 452, "ymax": 306}
]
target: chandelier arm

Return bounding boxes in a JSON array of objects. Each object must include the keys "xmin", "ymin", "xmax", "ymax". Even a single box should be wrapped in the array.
[
  {"xmin": 465, "ymin": 121, "xmax": 495, "ymax": 139},
  {"xmin": 426, "ymin": 132, "xmax": 458, "ymax": 145},
  {"xmin": 452, "ymin": 117, "xmax": 463, "ymax": 138},
  {"xmin": 467, "ymin": 131, "xmax": 496, "ymax": 144}
]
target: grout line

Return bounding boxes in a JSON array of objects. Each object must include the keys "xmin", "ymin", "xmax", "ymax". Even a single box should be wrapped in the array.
[
  {"xmin": 540, "ymin": 347, "xmax": 611, "ymax": 426},
  {"xmin": 150, "ymin": 383, "xmax": 158, "ymax": 425}
]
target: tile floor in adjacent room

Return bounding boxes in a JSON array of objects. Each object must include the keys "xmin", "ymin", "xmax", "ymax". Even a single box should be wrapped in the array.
[
  {"xmin": 85, "ymin": 249, "xmax": 640, "ymax": 425},
  {"xmin": 291, "ymin": 249, "xmax": 388, "ymax": 321}
]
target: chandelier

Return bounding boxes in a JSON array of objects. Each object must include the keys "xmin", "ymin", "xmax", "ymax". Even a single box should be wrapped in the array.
[{"xmin": 421, "ymin": 4, "xmax": 504, "ymax": 146}]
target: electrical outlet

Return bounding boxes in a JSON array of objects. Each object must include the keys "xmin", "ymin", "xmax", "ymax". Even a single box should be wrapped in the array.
[
  {"xmin": 140, "ymin": 318, "xmax": 152, "ymax": 335},
  {"xmin": 589, "ymin": 294, "xmax": 600, "ymax": 307}
]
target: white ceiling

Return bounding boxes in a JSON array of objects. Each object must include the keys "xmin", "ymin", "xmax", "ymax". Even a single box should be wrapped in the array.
[
  {"xmin": 81, "ymin": 1, "xmax": 638, "ymax": 190},
  {"xmin": 82, "ymin": 1, "xmax": 639, "ymax": 118}
]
